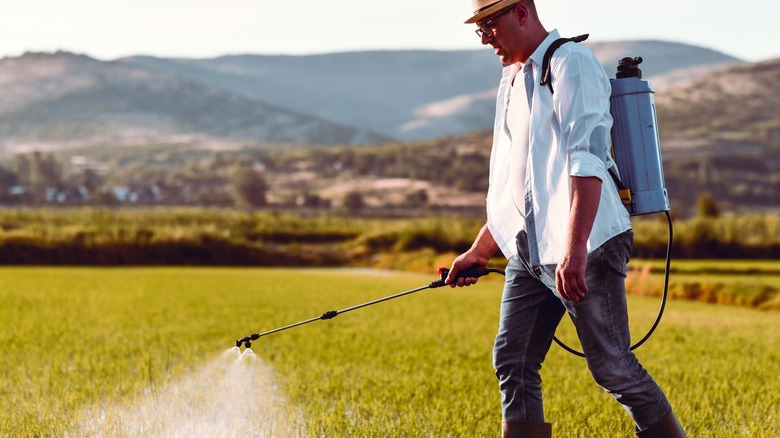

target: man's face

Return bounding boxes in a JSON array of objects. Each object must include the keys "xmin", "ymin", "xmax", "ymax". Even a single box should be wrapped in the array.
[{"xmin": 476, "ymin": 5, "xmax": 526, "ymax": 65}]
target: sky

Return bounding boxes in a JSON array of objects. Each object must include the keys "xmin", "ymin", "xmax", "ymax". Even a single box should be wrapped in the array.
[{"xmin": 0, "ymin": 0, "xmax": 777, "ymax": 62}]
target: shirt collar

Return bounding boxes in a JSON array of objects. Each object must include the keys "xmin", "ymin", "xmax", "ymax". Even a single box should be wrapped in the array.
[{"xmin": 526, "ymin": 28, "xmax": 561, "ymax": 67}]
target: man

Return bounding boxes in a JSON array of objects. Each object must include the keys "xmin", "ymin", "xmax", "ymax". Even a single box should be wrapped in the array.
[{"xmin": 445, "ymin": 1, "xmax": 687, "ymax": 437}]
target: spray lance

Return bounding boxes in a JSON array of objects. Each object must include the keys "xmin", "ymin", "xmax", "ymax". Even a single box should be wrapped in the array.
[{"xmin": 235, "ymin": 265, "xmax": 504, "ymax": 349}]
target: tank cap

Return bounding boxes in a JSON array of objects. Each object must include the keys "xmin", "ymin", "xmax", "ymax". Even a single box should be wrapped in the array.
[{"xmin": 616, "ymin": 57, "xmax": 643, "ymax": 79}]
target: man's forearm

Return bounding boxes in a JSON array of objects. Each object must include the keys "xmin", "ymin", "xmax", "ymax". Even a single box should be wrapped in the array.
[
  {"xmin": 555, "ymin": 176, "xmax": 603, "ymax": 300},
  {"xmin": 470, "ymin": 223, "xmax": 500, "ymax": 261},
  {"xmin": 567, "ymin": 176, "xmax": 602, "ymax": 248}
]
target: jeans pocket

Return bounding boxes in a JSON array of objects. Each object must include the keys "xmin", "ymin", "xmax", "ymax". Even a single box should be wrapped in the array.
[{"xmin": 597, "ymin": 231, "xmax": 633, "ymax": 278}]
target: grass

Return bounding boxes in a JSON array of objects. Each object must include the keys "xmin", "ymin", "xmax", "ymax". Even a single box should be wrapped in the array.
[
  {"xmin": 628, "ymin": 259, "xmax": 780, "ymax": 309},
  {"xmin": 0, "ymin": 267, "xmax": 777, "ymax": 437},
  {"xmin": 636, "ymin": 258, "xmax": 780, "ymax": 274},
  {"xmin": 1, "ymin": 209, "xmax": 779, "ymax": 265}
]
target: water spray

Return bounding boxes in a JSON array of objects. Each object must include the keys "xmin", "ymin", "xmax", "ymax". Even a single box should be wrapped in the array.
[{"xmin": 235, "ymin": 265, "xmax": 504, "ymax": 349}]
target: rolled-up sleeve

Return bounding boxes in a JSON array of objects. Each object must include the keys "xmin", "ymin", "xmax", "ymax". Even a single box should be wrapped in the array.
[
  {"xmin": 569, "ymin": 149, "xmax": 606, "ymax": 179},
  {"xmin": 552, "ymin": 50, "xmax": 613, "ymax": 181}
]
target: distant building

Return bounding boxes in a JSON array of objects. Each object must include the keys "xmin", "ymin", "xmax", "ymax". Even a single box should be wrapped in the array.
[
  {"xmin": 112, "ymin": 185, "xmax": 162, "ymax": 203},
  {"xmin": 45, "ymin": 185, "xmax": 89, "ymax": 203}
]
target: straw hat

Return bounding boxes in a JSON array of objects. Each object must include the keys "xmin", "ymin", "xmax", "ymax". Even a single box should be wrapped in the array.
[{"xmin": 464, "ymin": 0, "xmax": 523, "ymax": 24}]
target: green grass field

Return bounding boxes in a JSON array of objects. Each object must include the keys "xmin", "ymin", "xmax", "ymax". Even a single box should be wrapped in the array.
[{"xmin": 0, "ymin": 267, "xmax": 777, "ymax": 437}]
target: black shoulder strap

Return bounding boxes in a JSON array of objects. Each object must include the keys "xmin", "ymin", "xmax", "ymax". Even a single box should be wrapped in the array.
[
  {"xmin": 609, "ymin": 166, "xmax": 632, "ymax": 205},
  {"xmin": 539, "ymin": 34, "xmax": 589, "ymax": 94}
]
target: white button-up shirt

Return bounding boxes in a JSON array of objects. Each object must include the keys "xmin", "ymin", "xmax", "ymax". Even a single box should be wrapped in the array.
[{"xmin": 486, "ymin": 29, "xmax": 632, "ymax": 264}]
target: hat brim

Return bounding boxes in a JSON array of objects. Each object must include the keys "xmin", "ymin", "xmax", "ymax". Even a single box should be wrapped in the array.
[{"xmin": 464, "ymin": 0, "xmax": 523, "ymax": 24}]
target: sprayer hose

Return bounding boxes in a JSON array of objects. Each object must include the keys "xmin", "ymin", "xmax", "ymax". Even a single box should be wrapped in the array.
[{"xmin": 551, "ymin": 211, "xmax": 673, "ymax": 357}]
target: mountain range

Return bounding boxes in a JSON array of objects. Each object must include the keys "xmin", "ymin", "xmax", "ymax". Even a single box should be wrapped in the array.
[
  {"xmin": 0, "ymin": 52, "xmax": 390, "ymax": 154},
  {"xmin": 0, "ymin": 40, "xmax": 741, "ymax": 154}
]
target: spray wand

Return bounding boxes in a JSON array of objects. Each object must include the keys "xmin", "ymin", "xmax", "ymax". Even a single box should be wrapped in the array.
[
  {"xmin": 235, "ymin": 265, "xmax": 504, "ymax": 349},
  {"xmin": 237, "ymin": 232, "xmax": 672, "ymax": 355}
]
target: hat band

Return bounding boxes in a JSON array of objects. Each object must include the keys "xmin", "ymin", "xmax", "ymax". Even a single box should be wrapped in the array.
[{"xmin": 474, "ymin": 0, "xmax": 501, "ymax": 14}]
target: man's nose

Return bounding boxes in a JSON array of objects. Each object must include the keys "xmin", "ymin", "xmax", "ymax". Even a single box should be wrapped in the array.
[{"xmin": 481, "ymin": 32, "xmax": 493, "ymax": 45}]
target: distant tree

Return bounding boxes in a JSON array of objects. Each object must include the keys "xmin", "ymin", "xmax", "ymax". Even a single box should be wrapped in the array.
[
  {"xmin": 197, "ymin": 189, "xmax": 235, "ymax": 207},
  {"xmin": 697, "ymin": 191, "xmax": 721, "ymax": 218},
  {"xmin": 13, "ymin": 152, "xmax": 62, "ymax": 204},
  {"xmin": 94, "ymin": 189, "xmax": 120, "ymax": 206},
  {"xmin": 0, "ymin": 165, "xmax": 18, "ymax": 188},
  {"xmin": 77, "ymin": 168, "xmax": 103, "ymax": 192},
  {"xmin": 342, "ymin": 191, "xmax": 365, "ymax": 212},
  {"xmin": 298, "ymin": 192, "xmax": 330, "ymax": 208},
  {"xmin": 12, "ymin": 154, "xmax": 31, "ymax": 190},
  {"xmin": 0, "ymin": 165, "xmax": 19, "ymax": 204},
  {"xmin": 209, "ymin": 152, "xmax": 231, "ymax": 172},
  {"xmin": 404, "ymin": 189, "xmax": 429, "ymax": 208},
  {"xmin": 231, "ymin": 165, "xmax": 267, "ymax": 209}
]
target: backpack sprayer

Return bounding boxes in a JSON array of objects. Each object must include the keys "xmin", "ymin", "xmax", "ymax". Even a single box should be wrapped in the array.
[
  {"xmin": 609, "ymin": 56, "xmax": 670, "ymax": 216},
  {"xmin": 540, "ymin": 37, "xmax": 673, "ymax": 356},
  {"xmin": 597, "ymin": 54, "xmax": 674, "ymax": 358},
  {"xmin": 236, "ymin": 49, "xmax": 673, "ymax": 358}
]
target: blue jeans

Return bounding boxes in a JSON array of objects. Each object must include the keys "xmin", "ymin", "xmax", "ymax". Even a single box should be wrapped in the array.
[{"xmin": 493, "ymin": 230, "xmax": 671, "ymax": 430}]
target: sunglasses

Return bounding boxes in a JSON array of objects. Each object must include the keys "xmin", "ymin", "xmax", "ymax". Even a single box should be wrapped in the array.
[{"xmin": 474, "ymin": 6, "xmax": 515, "ymax": 38}]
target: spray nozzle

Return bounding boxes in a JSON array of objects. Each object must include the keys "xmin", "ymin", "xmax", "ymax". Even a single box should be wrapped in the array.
[{"xmin": 236, "ymin": 333, "xmax": 260, "ymax": 349}]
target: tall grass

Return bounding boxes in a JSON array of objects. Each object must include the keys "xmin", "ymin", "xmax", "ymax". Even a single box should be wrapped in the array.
[
  {"xmin": 0, "ymin": 268, "xmax": 777, "ymax": 436},
  {"xmin": 631, "ymin": 213, "xmax": 780, "ymax": 258},
  {"xmin": 1, "ymin": 209, "xmax": 778, "ymax": 262},
  {"xmin": 626, "ymin": 259, "xmax": 780, "ymax": 310},
  {"xmin": 1, "ymin": 208, "xmax": 778, "ymax": 308}
]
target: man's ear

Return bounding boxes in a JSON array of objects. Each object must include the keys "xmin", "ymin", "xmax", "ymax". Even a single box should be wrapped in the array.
[{"xmin": 513, "ymin": 3, "xmax": 530, "ymax": 25}]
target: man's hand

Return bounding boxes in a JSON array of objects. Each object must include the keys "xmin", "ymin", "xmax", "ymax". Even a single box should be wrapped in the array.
[
  {"xmin": 555, "ymin": 243, "xmax": 588, "ymax": 301},
  {"xmin": 446, "ymin": 224, "xmax": 498, "ymax": 287},
  {"xmin": 446, "ymin": 252, "xmax": 486, "ymax": 287}
]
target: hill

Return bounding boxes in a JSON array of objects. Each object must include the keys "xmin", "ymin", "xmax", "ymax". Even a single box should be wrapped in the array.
[
  {"xmin": 0, "ymin": 52, "xmax": 388, "ymax": 155},
  {"xmin": 656, "ymin": 58, "xmax": 780, "ymax": 212},
  {"xmin": 0, "ymin": 42, "xmax": 741, "ymax": 153},
  {"xmin": 119, "ymin": 40, "xmax": 741, "ymax": 140}
]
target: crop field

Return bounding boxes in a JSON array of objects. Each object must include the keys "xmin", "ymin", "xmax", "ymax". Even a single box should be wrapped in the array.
[
  {"xmin": 0, "ymin": 267, "xmax": 778, "ymax": 437},
  {"xmin": 627, "ymin": 259, "xmax": 780, "ymax": 309}
]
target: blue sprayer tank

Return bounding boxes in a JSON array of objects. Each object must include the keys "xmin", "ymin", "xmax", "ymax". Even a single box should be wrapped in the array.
[{"xmin": 609, "ymin": 57, "xmax": 670, "ymax": 216}]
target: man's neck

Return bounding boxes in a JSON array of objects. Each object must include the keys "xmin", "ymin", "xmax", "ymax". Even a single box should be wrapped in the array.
[{"xmin": 520, "ymin": 28, "xmax": 549, "ymax": 64}]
